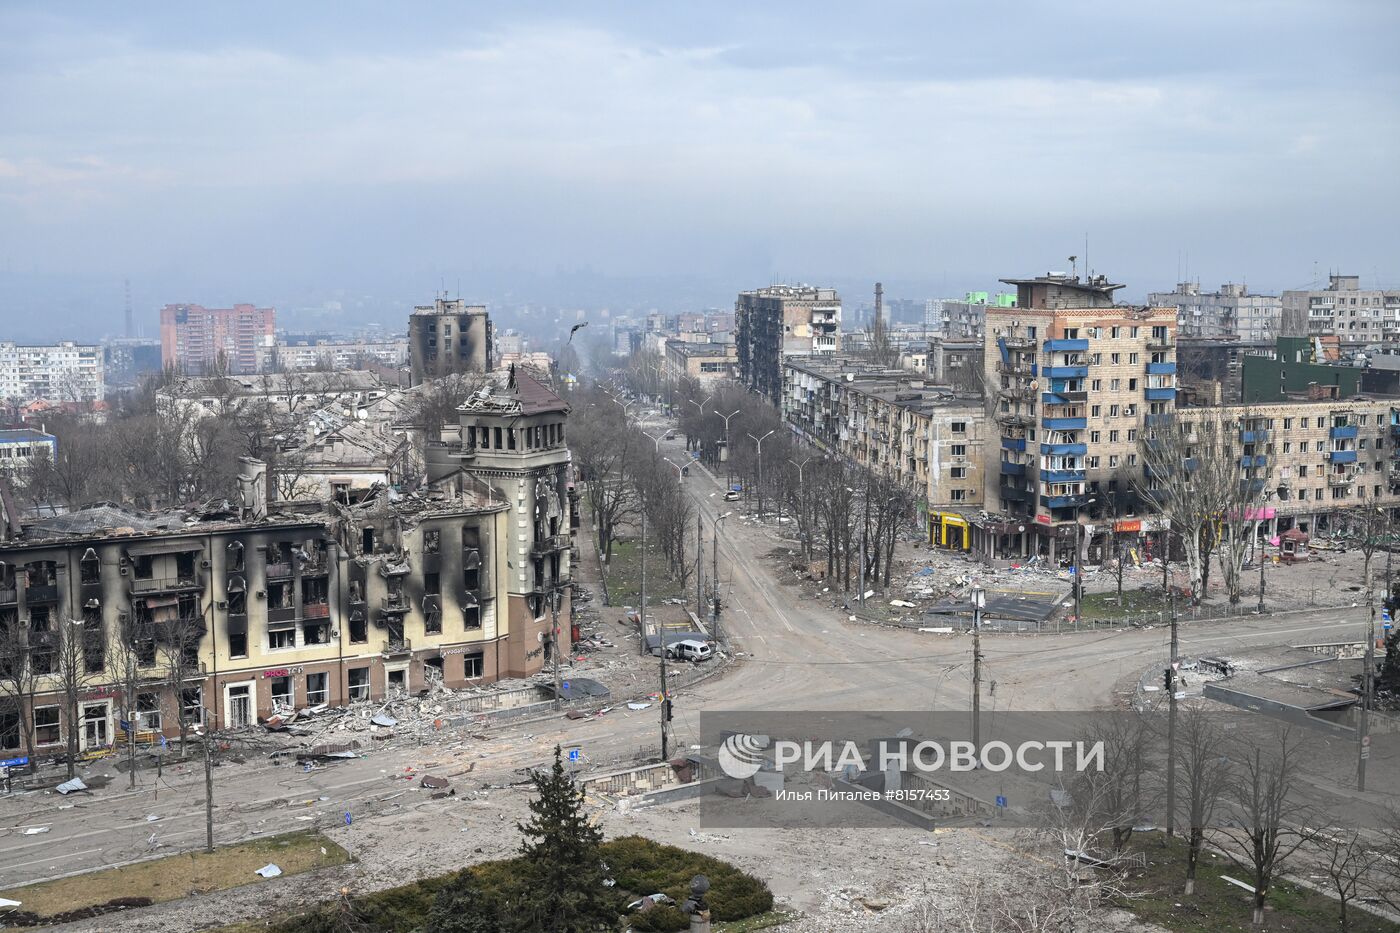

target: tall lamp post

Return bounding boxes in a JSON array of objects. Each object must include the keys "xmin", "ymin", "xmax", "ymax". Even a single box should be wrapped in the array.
[
  {"xmin": 788, "ymin": 457, "xmax": 813, "ymax": 557},
  {"xmin": 712, "ymin": 511, "xmax": 730, "ymax": 643},
  {"xmin": 714, "ymin": 409, "xmax": 741, "ymax": 485},
  {"xmin": 747, "ymin": 429, "xmax": 776, "ymax": 521},
  {"xmin": 970, "ymin": 586, "xmax": 985, "ymax": 755}
]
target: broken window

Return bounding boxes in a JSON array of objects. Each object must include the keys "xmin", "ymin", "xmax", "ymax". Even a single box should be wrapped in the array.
[
  {"xmin": 269, "ymin": 628, "xmax": 295, "ymax": 650},
  {"xmin": 362, "ymin": 527, "xmax": 375, "ymax": 555},
  {"xmin": 80, "ymin": 550, "xmax": 100, "ymax": 584},
  {"xmin": 175, "ymin": 552, "xmax": 197, "ymax": 582},
  {"xmin": 0, "ymin": 702, "xmax": 19, "ymax": 750},
  {"xmin": 228, "ymin": 631, "xmax": 248, "ymax": 658},
  {"xmin": 137, "ymin": 692, "xmax": 161, "ymax": 731},
  {"xmin": 424, "ymin": 572, "xmax": 440, "ymax": 596},
  {"xmin": 423, "ymin": 530, "xmax": 440, "ymax": 554},
  {"xmin": 463, "ymin": 653, "xmax": 484, "ymax": 679},
  {"xmin": 82, "ymin": 608, "xmax": 104, "ymax": 674},
  {"xmin": 424, "ymin": 596, "xmax": 442, "ymax": 635},
  {"xmin": 134, "ymin": 555, "xmax": 155, "ymax": 580},
  {"xmin": 306, "ymin": 672, "xmax": 329, "ymax": 706},
  {"xmin": 268, "ymin": 581, "xmax": 294, "ymax": 609},
  {"xmin": 302, "ymin": 619, "xmax": 330, "ymax": 645},
  {"xmin": 33, "ymin": 706, "xmax": 60, "ymax": 745},
  {"xmin": 349, "ymin": 610, "xmax": 367, "ymax": 644},
  {"xmin": 347, "ymin": 666, "xmax": 370, "ymax": 701},
  {"xmin": 270, "ymin": 676, "xmax": 293, "ymax": 709},
  {"xmin": 182, "ymin": 687, "xmax": 204, "ymax": 726},
  {"xmin": 227, "ymin": 540, "xmax": 245, "ymax": 572}
]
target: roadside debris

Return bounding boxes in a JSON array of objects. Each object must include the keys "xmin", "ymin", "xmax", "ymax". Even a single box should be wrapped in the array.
[{"xmin": 254, "ymin": 864, "xmax": 283, "ymax": 879}]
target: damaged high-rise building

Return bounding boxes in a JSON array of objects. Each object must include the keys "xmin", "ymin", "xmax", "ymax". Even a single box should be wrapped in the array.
[{"xmin": 408, "ymin": 298, "xmax": 493, "ymax": 386}]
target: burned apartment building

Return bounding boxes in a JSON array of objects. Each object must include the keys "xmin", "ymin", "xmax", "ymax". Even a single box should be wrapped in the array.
[
  {"xmin": 408, "ymin": 298, "xmax": 493, "ymax": 386},
  {"xmin": 981, "ymin": 272, "xmax": 1177, "ymax": 562},
  {"xmin": 781, "ymin": 356, "xmax": 985, "ymax": 549},
  {"xmin": 0, "ymin": 452, "xmax": 525, "ymax": 759},
  {"xmin": 735, "ymin": 285, "xmax": 841, "ymax": 406}
]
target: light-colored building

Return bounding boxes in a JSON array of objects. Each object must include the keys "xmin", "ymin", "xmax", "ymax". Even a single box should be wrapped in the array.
[
  {"xmin": 1147, "ymin": 282, "xmax": 1281, "ymax": 342},
  {"xmin": 156, "ymin": 370, "xmax": 391, "ymax": 421},
  {"xmin": 0, "ymin": 429, "xmax": 56, "ymax": 474},
  {"xmin": 736, "ymin": 285, "xmax": 841, "ymax": 405},
  {"xmin": 782, "ymin": 357, "xmax": 984, "ymax": 548},
  {"xmin": 663, "ymin": 340, "xmax": 738, "ymax": 386},
  {"xmin": 982, "ymin": 273, "xmax": 1177, "ymax": 561},
  {"xmin": 258, "ymin": 337, "xmax": 409, "ymax": 373},
  {"xmin": 0, "ymin": 342, "xmax": 104, "ymax": 403},
  {"xmin": 409, "ymin": 299, "xmax": 492, "ymax": 385},
  {"xmin": 160, "ymin": 303, "xmax": 276, "ymax": 375},
  {"xmin": 1281, "ymin": 275, "xmax": 1400, "ymax": 346}
]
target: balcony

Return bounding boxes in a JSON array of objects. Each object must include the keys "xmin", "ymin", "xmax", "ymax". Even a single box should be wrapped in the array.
[
  {"xmin": 1045, "ymin": 494, "xmax": 1092, "ymax": 510},
  {"xmin": 1042, "ymin": 417, "xmax": 1087, "ymax": 431},
  {"xmin": 302, "ymin": 602, "xmax": 330, "ymax": 619},
  {"xmin": 1000, "ymin": 437, "xmax": 1026, "ymax": 452},
  {"xmin": 1145, "ymin": 414, "xmax": 1173, "ymax": 428},
  {"xmin": 381, "ymin": 638, "xmax": 413, "ymax": 658},
  {"xmin": 1326, "ymin": 449, "xmax": 1358, "ymax": 464},
  {"xmin": 267, "ymin": 605, "xmax": 298, "ymax": 623},
  {"xmin": 1042, "ymin": 469, "xmax": 1086, "ymax": 484},
  {"xmin": 995, "ymin": 411, "xmax": 1035, "ymax": 428},
  {"xmin": 24, "ymin": 583, "xmax": 59, "ymax": 602},
  {"xmin": 1044, "ymin": 366, "xmax": 1089, "ymax": 379},
  {"xmin": 1328, "ymin": 471, "xmax": 1356, "ymax": 487},
  {"xmin": 1043, "ymin": 338, "xmax": 1089, "ymax": 352},
  {"xmin": 1329, "ymin": 425, "xmax": 1359, "ymax": 440},
  {"xmin": 1001, "ymin": 336, "xmax": 1037, "ymax": 351},
  {"xmin": 1239, "ymin": 430, "xmax": 1268, "ymax": 443},
  {"xmin": 1145, "ymin": 362, "xmax": 1177, "ymax": 375},
  {"xmin": 1000, "ymin": 461, "xmax": 1026, "ymax": 477},
  {"xmin": 1239, "ymin": 455, "xmax": 1268, "ymax": 468},
  {"xmin": 1144, "ymin": 388, "xmax": 1177, "ymax": 401},
  {"xmin": 1147, "ymin": 335, "xmax": 1175, "ymax": 350},
  {"xmin": 129, "ymin": 574, "xmax": 202, "ymax": 595},
  {"xmin": 1041, "ymin": 442, "xmax": 1087, "ymax": 456},
  {"xmin": 995, "ymin": 361, "xmax": 1037, "ymax": 378},
  {"xmin": 265, "ymin": 562, "xmax": 293, "ymax": 579},
  {"xmin": 381, "ymin": 593, "xmax": 410, "ymax": 613},
  {"xmin": 998, "ymin": 485, "xmax": 1031, "ymax": 503},
  {"xmin": 1046, "ymin": 388, "xmax": 1088, "ymax": 403},
  {"xmin": 0, "ymin": 586, "xmax": 15, "ymax": 604}
]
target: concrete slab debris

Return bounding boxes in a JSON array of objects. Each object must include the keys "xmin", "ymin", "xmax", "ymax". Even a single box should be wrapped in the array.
[
  {"xmin": 55, "ymin": 777, "xmax": 88, "ymax": 795},
  {"xmin": 370, "ymin": 714, "xmax": 399, "ymax": 727},
  {"xmin": 420, "ymin": 774, "xmax": 451, "ymax": 789},
  {"xmin": 254, "ymin": 864, "xmax": 283, "ymax": 878}
]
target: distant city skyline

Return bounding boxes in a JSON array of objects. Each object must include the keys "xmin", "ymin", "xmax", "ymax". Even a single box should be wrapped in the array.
[{"xmin": 2, "ymin": 1, "xmax": 1397, "ymax": 340}]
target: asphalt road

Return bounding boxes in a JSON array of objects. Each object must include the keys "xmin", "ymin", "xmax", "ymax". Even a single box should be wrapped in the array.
[{"xmin": 0, "ymin": 428, "xmax": 1377, "ymax": 890}]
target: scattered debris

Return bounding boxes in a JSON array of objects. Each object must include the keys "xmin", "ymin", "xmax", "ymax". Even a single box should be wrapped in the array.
[
  {"xmin": 21, "ymin": 827, "xmax": 49, "ymax": 835},
  {"xmin": 420, "ymin": 774, "xmax": 451, "ymax": 790},
  {"xmin": 54, "ymin": 777, "xmax": 88, "ymax": 795},
  {"xmin": 254, "ymin": 864, "xmax": 283, "ymax": 879}
]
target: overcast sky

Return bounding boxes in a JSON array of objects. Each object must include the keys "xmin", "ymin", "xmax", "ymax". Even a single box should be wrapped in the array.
[{"xmin": 1, "ymin": 1, "xmax": 1397, "ymax": 337}]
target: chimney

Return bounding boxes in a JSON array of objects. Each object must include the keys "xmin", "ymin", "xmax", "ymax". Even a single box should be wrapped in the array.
[
  {"xmin": 874, "ymin": 282, "xmax": 884, "ymax": 325},
  {"xmin": 238, "ymin": 457, "xmax": 268, "ymax": 522}
]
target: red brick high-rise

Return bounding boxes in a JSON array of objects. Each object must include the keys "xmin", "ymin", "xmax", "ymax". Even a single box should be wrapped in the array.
[{"xmin": 159, "ymin": 303, "xmax": 276, "ymax": 374}]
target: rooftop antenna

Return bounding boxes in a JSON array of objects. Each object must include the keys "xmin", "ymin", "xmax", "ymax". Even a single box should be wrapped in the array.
[
  {"xmin": 1068, "ymin": 255, "xmax": 1078, "ymax": 280},
  {"xmin": 1084, "ymin": 232, "xmax": 1090, "ymax": 281}
]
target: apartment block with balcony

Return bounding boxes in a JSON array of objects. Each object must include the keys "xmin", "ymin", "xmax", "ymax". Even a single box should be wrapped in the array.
[
  {"xmin": 159, "ymin": 303, "xmax": 276, "ymax": 375},
  {"xmin": 1148, "ymin": 282, "xmax": 1281, "ymax": 342},
  {"xmin": 0, "ymin": 458, "xmax": 515, "ymax": 762},
  {"xmin": 780, "ymin": 356, "xmax": 984, "ymax": 548},
  {"xmin": 736, "ymin": 285, "xmax": 841, "ymax": 406},
  {"xmin": 1281, "ymin": 275, "xmax": 1400, "ymax": 347},
  {"xmin": 0, "ymin": 342, "xmax": 105, "ymax": 403},
  {"xmin": 981, "ymin": 272, "xmax": 1176, "ymax": 562}
]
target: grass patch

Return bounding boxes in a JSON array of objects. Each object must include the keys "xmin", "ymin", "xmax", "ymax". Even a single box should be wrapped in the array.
[
  {"xmin": 224, "ymin": 835, "xmax": 772, "ymax": 933},
  {"xmin": 0, "ymin": 831, "xmax": 349, "ymax": 920},
  {"xmin": 1080, "ymin": 587, "xmax": 1172, "ymax": 620},
  {"xmin": 602, "ymin": 535, "xmax": 687, "ymax": 606},
  {"xmin": 1120, "ymin": 835, "xmax": 1395, "ymax": 932}
]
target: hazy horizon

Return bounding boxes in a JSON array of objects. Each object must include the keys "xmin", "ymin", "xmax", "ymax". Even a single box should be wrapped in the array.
[{"xmin": 2, "ymin": 1, "xmax": 1397, "ymax": 341}]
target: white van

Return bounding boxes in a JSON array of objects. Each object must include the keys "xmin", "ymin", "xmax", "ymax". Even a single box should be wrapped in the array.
[{"xmin": 668, "ymin": 639, "xmax": 713, "ymax": 662}]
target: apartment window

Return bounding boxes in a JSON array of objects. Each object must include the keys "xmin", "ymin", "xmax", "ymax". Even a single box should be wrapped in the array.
[
  {"xmin": 464, "ymin": 653, "xmax": 484, "ymax": 679},
  {"xmin": 1109, "ymin": 430, "xmax": 1120, "ymax": 443},
  {"xmin": 1317, "ymin": 417, "xmax": 1326, "ymax": 428},
  {"xmin": 1130, "ymin": 327, "xmax": 1140, "ymax": 338},
  {"xmin": 464, "ymin": 605, "xmax": 482, "ymax": 630},
  {"xmin": 950, "ymin": 444, "xmax": 967, "ymax": 457},
  {"xmin": 1299, "ymin": 465, "xmax": 1308, "ymax": 477},
  {"xmin": 950, "ymin": 467, "xmax": 967, "ymax": 479},
  {"xmin": 1109, "ymin": 455, "xmax": 1120, "ymax": 467},
  {"xmin": 1091, "ymin": 405, "xmax": 1101, "ymax": 417},
  {"xmin": 1090, "ymin": 354, "xmax": 1102, "ymax": 365},
  {"xmin": 271, "ymin": 676, "xmax": 293, "ymax": 709},
  {"xmin": 229, "ymin": 631, "xmax": 248, "ymax": 658},
  {"xmin": 1315, "ymin": 441, "xmax": 1324, "ymax": 452},
  {"xmin": 1360, "ymin": 439, "xmax": 1369, "ymax": 449},
  {"xmin": 950, "ymin": 489, "xmax": 967, "ymax": 501},
  {"xmin": 137, "ymin": 692, "xmax": 161, "ymax": 732},
  {"xmin": 1091, "ymin": 379, "xmax": 1102, "ymax": 391},
  {"xmin": 1064, "ymin": 328, "xmax": 1079, "ymax": 338},
  {"xmin": 1124, "ymin": 404, "xmax": 1137, "ymax": 417},
  {"xmin": 348, "ymin": 667, "xmax": 370, "ymax": 701},
  {"xmin": 1109, "ymin": 326, "xmax": 1120, "ymax": 339},
  {"xmin": 33, "ymin": 706, "xmax": 60, "ymax": 745},
  {"xmin": 1128, "ymin": 353, "xmax": 1139, "ymax": 364},
  {"xmin": 269, "ymin": 628, "xmax": 296, "ymax": 650},
  {"xmin": 0, "ymin": 706, "xmax": 19, "ymax": 751},
  {"xmin": 1086, "ymin": 455, "xmax": 1100, "ymax": 468},
  {"xmin": 1315, "ymin": 488, "xmax": 1324, "ymax": 500},
  {"xmin": 950, "ymin": 421, "xmax": 967, "ymax": 433},
  {"xmin": 1111, "ymin": 353, "xmax": 1121, "ymax": 364},
  {"xmin": 307, "ymin": 672, "xmax": 329, "ymax": 706},
  {"xmin": 1127, "ymin": 429, "xmax": 1137, "ymax": 442},
  {"xmin": 1332, "ymin": 487, "xmax": 1348, "ymax": 500},
  {"xmin": 1283, "ymin": 442, "xmax": 1292, "ymax": 453},
  {"xmin": 1128, "ymin": 378, "xmax": 1137, "ymax": 391},
  {"xmin": 1109, "ymin": 405, "xmax": 1120, "ymax": 417},
  {"xmin": 1127, "ymin": 454, "xmax": 1137, "ymax": 466},
  {"xmin": 1359, "ymin": 414, "xmax": 1370, "ymax": 425},
  {"xmin": 1110, "ymin": 378, "xmax": 1120, "ymax": 391}
]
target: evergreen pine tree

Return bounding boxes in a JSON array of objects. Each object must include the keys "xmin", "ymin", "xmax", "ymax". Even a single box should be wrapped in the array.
[{"xmin": 515, "ymin": 745, "xmax": 615, "ymax": 932}]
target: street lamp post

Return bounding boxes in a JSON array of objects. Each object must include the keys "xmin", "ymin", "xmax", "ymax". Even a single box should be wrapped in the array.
[
  {"xmin": 714, "ymin": 409, "xmax": 740, "ymax": 484},
  {"xmin": 747, "ymin": 429, "xmax": 776, "ymax": 521},
  {"xmin": 970, "ymin": 586, "xmax": 985, "ymax": 755},
  {"xmin": 712, "ymin": 512, "xmax": 729, "ymax": 642},
  {"xmin": 788, "ymin": 458, "xmax": 813, "ymax": 557}
]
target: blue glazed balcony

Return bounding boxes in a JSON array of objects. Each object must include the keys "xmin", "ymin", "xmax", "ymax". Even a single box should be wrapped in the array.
[
  {"xmin": 1042, "ymin": 392, "xmax": 1068, "ymax": 406},
  {"xmin": 1239, "ymin": 430, "xmax": 1268, "ymax": 443},
  {"xmin": 1045, "ymin": 366, "xmax": 1089, "ymax": 379},
  {"xmin": 1045, "ymin": 494, "xmax": 1092, "ymax": 510},
  {"xmin": 1042, "ymin": 417, "xmax": 1088, "ymax": 431},
  {"xmin": 1041, "ymin": 442, "xmax": 1087, "ymax": 456},
  {"xmin": 1145, "ymin": 413, "xmax": 1173, "ymax": 428},
  {"xmin": 1327, "ymin": 449, "xmax": 1358, "ymax": 464},
  {"xmin": 1042, "ymin": 469, "xmax": 1086, "ymax": 484},
  {"xmin": 1000, "ymin": 437, "xmax": 1026, "ymax": 452},
  {"xmin": 1145, "ymin": 362, "xmax": 1177, "ymax": 375},
  {"xmin": 1000, "ymin": 461, "xmax": 1027, "ymax": 476},
  {"xmin": 1329, "ymin": 425, "xmax": 1358, "ymax": 440},
  {"xmin": 1239, "ymin": 455, "xmax": 1268, "ymax": 468},
  {"xmin": 1144, "ymin": 387, "xmax": 1177, "ymax": 401},
  {"xmin": 1044, "ymin": 338, "xmax": 1089, "ymax": 352}
]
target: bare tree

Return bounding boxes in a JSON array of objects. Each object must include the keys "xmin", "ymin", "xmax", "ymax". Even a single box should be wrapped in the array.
[
  {"xmin": 1216, "ymin": 410, "xmax": 1272, "ymax": 607},
  {"xmin": 1309, "ymin": 828, "xmax": 1381, "ymax": 933},
  {"xmin": 0, "ymin": 617, "xmax": 41, "ymax": 772},
  {"xmin": 52, "ymin": 617, "xmax": 99, "ymax": 779},
  {"xmin": 1217, "ymin": 726, "xmax": 1314, "ymax": 925},
  {"xmin": 108, "ymin": 618, "xmax": 153, "ymax": 789},
  {"xmin": 1177, "ymin": 707, "xmax": 1231, "ymax": 894},
  {"xmin": 1075, "ymin": 713, "xmax": 1154, "ymax": 854},
  {"xmin": 862, "ymin": 310, "xmax": 901, "ymax": 369},
  {"xmin": 158, "ymin": 605, "xmax": 207, "ymax": 754}
]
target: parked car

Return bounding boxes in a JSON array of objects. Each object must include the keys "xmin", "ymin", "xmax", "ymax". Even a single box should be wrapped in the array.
[
  {"xmin": 667, "ymin": 639, "xmax": 713, "ymax": 662},
  {"xmin": 723, "ymin": 490, "xmax": 740, "ymax": 501}
]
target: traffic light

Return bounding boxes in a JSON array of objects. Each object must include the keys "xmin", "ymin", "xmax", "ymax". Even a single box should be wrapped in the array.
[
  {"xmin": 664, "ymin": 699, "xmax": 674, "ymax": 722},
  {"xmin": 1163, "ymin": 667, "xmax": 1173, "ymax": 693}
]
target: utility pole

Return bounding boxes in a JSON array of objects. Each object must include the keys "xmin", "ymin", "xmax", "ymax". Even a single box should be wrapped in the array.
[
  {"xmin": 1166, "ymin": 588, "xmax": 1179, "ymax": 838},
  {"xmin": 715, "ymin": 409, "xmax": 740, "ymax": 485},
  {"xmin": 971, "ymin": 586, "xmax": 985, "ymax": 754},
  {"xmin": 643, "ymin": 498, "xmax": 668, "ymax": 760},
  {"xmin": 551, "ymin": 586, "xmax": 562, "ymax": 709},
  {"xmin": 203, "ymin": 718, "xmax": 215, "ymax": 853},
  {"xmin": 1359, "ymin": 534, "xmax": 1375, "ymax": 792},
  {"xmin": 858, "ymin": 524, "xmax": 867, "ymax": 608},
  {"xmin": 712, "ymin": 516, "xmax": 721, "ymax": 642},
  {"xmin": 696, "ymin": 511, "xmax": 704, "ymax": 615}
]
